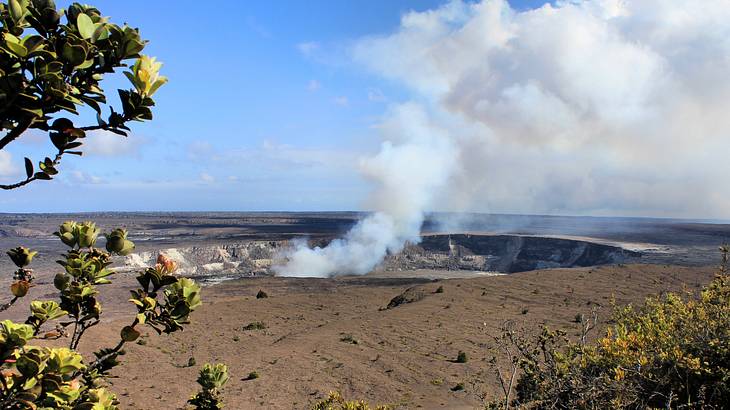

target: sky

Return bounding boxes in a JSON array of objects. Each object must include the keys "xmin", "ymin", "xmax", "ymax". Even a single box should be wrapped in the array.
[{"xmin": 1, "ymin": 0, "xmax": 729, "ymax": 220}]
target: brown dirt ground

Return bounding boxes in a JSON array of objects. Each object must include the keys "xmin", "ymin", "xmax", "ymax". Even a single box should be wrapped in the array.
[{"xmin": 8, "ymin": 264, "xmax": 719, "ymax": 409}]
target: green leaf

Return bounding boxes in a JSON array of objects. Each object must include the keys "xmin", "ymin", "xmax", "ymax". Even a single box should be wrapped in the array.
[
  {"xmin": 24, "ymin": 157, "xmax": 32, "ymax": 178},
  {"xmin": 27, "ymin": 48, "xmax": 56, "ymax": 59},
  {"xmin": 92, "ymin": 24, "xmax": 109, "ymax": 41},
  {"xmin": 61, "ymin": 43, "xmax": 86, "ymax": 66},
  {"xmin": 120, "ymin": 326, "xmax": 140, "ymax": 342},
  {"xmin": 4, "ymin": 40, "xmax": 28, "ymax": 57},
  {"xmin": 76, "ymin": 58, "xmax": 94, "ymax": 70},
  {"xmin": 19, "ymin": 106, "xmax": 42, "ymax": 117},
  {"xmin": 16, "ymin": 354, "xmax": 40, "ymax": 377},
  {"xmin": 9, "ymin": 0, "xmax": 24, "ymax": 22},
  {"xmin": 148, "ymin": 77, "xmax": 168, "ymax": 97},
  {"xmin": 50, "ymin": 132, "xmax": 68, "ymax": 150},
  {"xmin": 79, "ymin": 95, "xmax": 101, "ymax": 113},
  {"xmin": 76, "ymin": 13, "xmax": 95, "ymax": 40},
  {"xmin": 123, "ymin": 39, "xmax": 145, "ymax": 58},
  {"xmin": 21, "ymin": 35, "xmax": 44, "ymax": 53}
]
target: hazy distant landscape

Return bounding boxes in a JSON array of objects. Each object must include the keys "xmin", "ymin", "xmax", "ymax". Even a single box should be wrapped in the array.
[{"xmin": 1, "ymin": 212, "xmax": 727, "ymax": 280}]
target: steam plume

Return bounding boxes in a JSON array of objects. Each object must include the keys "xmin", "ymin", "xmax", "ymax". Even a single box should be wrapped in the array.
[
  {"xmin": 277, "ymin": 0, "xmax": 730, "ymax": 277},
  {"xmin": 274, "ymin": 105, "xmax": 457, "ymax": 277}
]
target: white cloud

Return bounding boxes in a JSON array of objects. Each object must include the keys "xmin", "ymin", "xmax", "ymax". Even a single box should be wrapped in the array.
[
  {"xmin": 333, "ymin": 96, "xmax": 349, "ymax": 106},
  {"xmin": 199, "ymin": 172, "xmax": 215, "ymax": 184},
  {"xmin": 83, "ymin": 130, "xmax": 143, "ymax": 157},
  {"xmin": 187, "ymin": 141, "xmax": 214, "ymax": 161},
  {"xmin": 352, "ymin": 0, "xmax": 730, "ymax": 218},
  {"xmin": 246, "ymin": 16, "xmax": 272, "ymax": 39},
  {"xmin": 307, "ymin": 80, "xmax": 321, "ymax": 91},
  {"xmin": 68, "ymin": 170, "xmax": 104, "ymax": 184},
  {"xmin": 297, "ymin": 41, "xmax": 320, "ymax": 56},
  {"xmin": 185, "ymin": 138, "xmax": 359, "ymax": 181},
  {"xmin": 0, "ymin": 151, "xmax": 17, "ymax": 177},
  {"xmin": 367, "ymin": 88, "xmax": 386, "ymax": 102}
]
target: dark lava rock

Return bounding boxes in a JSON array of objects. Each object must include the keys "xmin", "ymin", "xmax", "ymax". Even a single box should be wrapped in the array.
[{"xmin": 387, "ymin": 286, "xmax": 426, "ymax": 309}]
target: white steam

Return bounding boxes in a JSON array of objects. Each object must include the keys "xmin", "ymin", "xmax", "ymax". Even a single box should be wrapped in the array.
[
  {"xmin": 277, "ymin": 0, "xmax": 730, "ymax": 277},
  {"xmin": 275, "ymin": 105, "xmax": 457, "ymax": 277}
]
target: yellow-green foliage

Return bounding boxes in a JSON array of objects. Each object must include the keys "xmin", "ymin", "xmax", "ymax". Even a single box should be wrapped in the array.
[
  {"xmin": 188, "ymin": 363, "xmax": 229, "ymax": 409},
  {"xmin": 311, "ymin": 392, "xmax": 391, "ymax": 410},
  {"xmin": 0, "ymin": 221, "xmax": 202, "ymax": 409},
  {"xmin": 503, "ymin": 272, "xmax": 730, "ymax": 409}
]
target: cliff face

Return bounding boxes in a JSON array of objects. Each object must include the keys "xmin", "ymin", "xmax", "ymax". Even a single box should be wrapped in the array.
[
  {"xmin": 123, "ymin": 241, "xmax": 286, "ymax": 280},
  {"xmin": 121, "ymin": 234, "xmax": 640, "ymax": 280},
  {"xmin": 384, "ymin": 234, "xmax": 641, "ymax": 273}
]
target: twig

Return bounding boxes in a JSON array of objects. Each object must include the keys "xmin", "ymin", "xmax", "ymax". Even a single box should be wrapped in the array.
[{"xmin": 0, "ymin": 297, "xmax": 19, "ymax": 313}]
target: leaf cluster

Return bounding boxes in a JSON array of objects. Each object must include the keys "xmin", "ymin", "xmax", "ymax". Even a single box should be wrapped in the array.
[
  {"xmin": 130, "ymin": 254, "xmax": 202, "ymax": 335},
  {"xmin": 0, "ymin": 0, "xmax": 166, "ymax": 189},
  {"xmin": 188, "ymin": 363, "xmax": 228, "ymax": 410},
  {"xmin": 0, "ymin": 220, "xmax": 203, "ymax": 409},
  {"xmin": 310, "ymin": 391, "xmax": 391, "ymax": 410}
]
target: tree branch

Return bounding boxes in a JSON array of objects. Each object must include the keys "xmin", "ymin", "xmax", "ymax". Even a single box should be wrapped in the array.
[
  {"xmin": 0, "ymin": 297, "xmax": 19, "ymax": 313},
  {"xmin": 0, "ymin": 151, "xmax": 63, "ymax": 190},
  {"xmin": 0, "ymin": 118, "xmax": 34, "ymax": 151},
  {"xmin": 0, "ymin": 176, "xmax": 39, "ymax": 190}
]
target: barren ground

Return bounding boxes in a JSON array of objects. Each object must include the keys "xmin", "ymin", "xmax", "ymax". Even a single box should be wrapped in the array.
[
  {"xmin": 1, "ymin": 213, "xmax": 725, "ymax": 409},
  {"xmin": 62, "ymin": 264, "xmax": 716, "ymax": 409}
]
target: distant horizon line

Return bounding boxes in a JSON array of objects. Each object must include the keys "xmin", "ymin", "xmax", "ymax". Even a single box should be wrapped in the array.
[{"xmin": 0, "ymin": 210, "xmax": 727, "ymax": 224}]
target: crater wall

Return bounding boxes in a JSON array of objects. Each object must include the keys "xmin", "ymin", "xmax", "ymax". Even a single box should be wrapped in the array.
[
  {"xmin": 121, "ymin": 234, "xmax": 640, "ymax": 280},
  {"xmin": 383, "ymin": 234, "xmax": 641, "ymax": 273}
]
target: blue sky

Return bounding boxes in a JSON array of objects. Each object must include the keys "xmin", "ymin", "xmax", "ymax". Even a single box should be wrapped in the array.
[
  {"xmin": 0, "ymin": 0, "xmax": 551, "ymax": 212},
  {"xmin": 4, "ymin": 0, "xmax": 727, "ymax": 219}
]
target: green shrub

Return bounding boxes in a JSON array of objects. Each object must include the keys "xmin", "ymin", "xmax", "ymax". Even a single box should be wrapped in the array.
[
  {"xmin": 188, "ymin": 363, "xmax": 229, "ymax": 409},
  {"xmin": 455, "ymin": 350, "xmax": 468, "ymax": 363},
  {"xmin": 340, "ymin": 334, "xmax": 358, "ymax": 344},
  {"xmin": 311, "ymin": 391, "xmax": 390, "ymax": 410},
  {"xmin": 242, "ymin": 321, "xmax": 266, "ymax": 331},
  {"xmin": 0, "ymin": 221, "xmax": 202, "ymax": 409},
  {"xmin": 244, "ymin": 370, "xmax": 259, "ymax": 380},
  {"xmin": 488, "ymin": 263, "xmax": 730, "ymax": 409}
]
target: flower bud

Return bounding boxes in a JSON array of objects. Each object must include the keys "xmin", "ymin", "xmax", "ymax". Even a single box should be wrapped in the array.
[
  {"xmin": 53, "ymin": 273, "xmax": 70, "ymax": 291},
  {"xmin": 10, "ymin": 280, "xmax": 30, "ymax": 297},
  {"xmin": 156, "ymin": 253, "xmax": 177, "ymax": 273},
  {"xmin": 120, "ymin": 325, "xmax": 140, "ymax": 342},
  {"xmin": 119, "ymin": 239, "xmax": 135, "ymax": 256},
  {"xmin": 54, "ymin": 221, "xmax": 78, "ymax": 247},
  {"xmin": 6, "ymin": 247, "xmax": 37, "ymax": 267},
  {"xmin": 76, "ymin": 221, "xmax": 100, "ymax": 248},
  {"xmin": 106, "ymin": 228, "xmax": 129, "ymax": 253}
]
